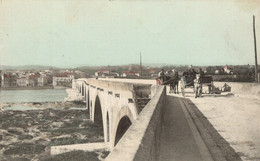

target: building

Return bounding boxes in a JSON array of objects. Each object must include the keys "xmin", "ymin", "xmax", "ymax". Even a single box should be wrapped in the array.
[
  {"xmin": 37, "ymin": 76, "xmax": 49, "ymax": 86},
  {"xmin": 17, "ymin": 77, "xmax": 29, "ymax": 86},
  {"xmin": 107, "ymin": 72, "xmax": 119, "ymax": 78},
  {"xmin": 53, "ymin": 72, "xmax": 74, "ymax": 87},
  {"xmin": 122, "ymin": 71, "xmax": 140, "ymax": 77},
  {"xmin": 28, "ymin": 75, "xmax": 38, "ymax": 86},
  {"xmin": 94, "ymin": 70, "xmax": 119, "ymax": 78},
  {"xmin": 2, "ymin": 73, "xmax": 17, "ymax": 87},
  {"xmin": 95, "ymin": 71, "xmax": 110, "ymax": 77}
]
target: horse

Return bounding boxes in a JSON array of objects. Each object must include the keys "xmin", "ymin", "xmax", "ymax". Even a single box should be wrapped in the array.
[{"xmin": 161, "ymin": 75, "xmax": 180, "ymax": 94}]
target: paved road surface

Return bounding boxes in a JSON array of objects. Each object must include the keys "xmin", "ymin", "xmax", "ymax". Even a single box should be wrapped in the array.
[
  {"xmin": 167, "ymin": 87, "xmax": 260, "ymax": 161},
  {"xmin": 188, "ymin": 93, "xmax": 260, "ymax": 161},
  {"xmin": 159, "ymin": 96, "xmax": 213, "ymax": 161}
]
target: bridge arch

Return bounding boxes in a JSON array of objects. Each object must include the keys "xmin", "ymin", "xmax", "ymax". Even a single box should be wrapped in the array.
[
  {"xmin": 113, "ymin": 106, "xmax": 134, "ymax": 146},
  {"xmin": 115, "ymin": 115, "xmax": 132, "ymax": 146},
  {"xmin": 94, "ymin": 96, "xmax": 104, "ymax": 138}
]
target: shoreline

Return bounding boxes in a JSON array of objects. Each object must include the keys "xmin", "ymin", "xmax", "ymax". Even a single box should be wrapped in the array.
[
  {"xmin": 0, "ymin": 86, "xmax": 69, "ymax": 90},
  {"xmin": 0, "ymin": 86, "xmax": 54, "ymax": 90}
]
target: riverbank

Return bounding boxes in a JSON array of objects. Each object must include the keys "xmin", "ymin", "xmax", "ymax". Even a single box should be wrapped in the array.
[
  {"xmin": 0, "ymin": 101, "xmax": 109, "ymax": 161},
  {"xmin": 0, "ymin": 85, "xmax": 71, "ymax": 90},
  {"xmin": 1, "ymin": 86, "xmax": 54, "ymax": 90}
]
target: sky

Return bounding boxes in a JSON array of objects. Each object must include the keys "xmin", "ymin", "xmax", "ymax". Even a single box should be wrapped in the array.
[{"xmin": 0, "ymin": 0, "xmax": 260, "ymax": 68}]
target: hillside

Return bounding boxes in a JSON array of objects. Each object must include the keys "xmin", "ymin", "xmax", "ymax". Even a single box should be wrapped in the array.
[{"xmin": 0, "ymin": 65, "xmax": 60, "ymax": 71}]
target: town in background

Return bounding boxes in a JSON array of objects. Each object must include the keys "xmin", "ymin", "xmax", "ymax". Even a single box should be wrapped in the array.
[{"xmin": 0, "ymin": 64, "xmax": 259, "ymax": 89}]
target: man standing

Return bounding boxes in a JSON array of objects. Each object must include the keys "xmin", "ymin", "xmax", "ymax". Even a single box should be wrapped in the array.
[{"xmin": 158, "ymin": 69, "xmax": 165, "ymax": 83}]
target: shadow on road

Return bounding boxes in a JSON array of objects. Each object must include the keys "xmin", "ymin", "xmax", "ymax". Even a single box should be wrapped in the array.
[{"xmin": 179, "ymin": 97, "xmax": 242, "ymax": 161}]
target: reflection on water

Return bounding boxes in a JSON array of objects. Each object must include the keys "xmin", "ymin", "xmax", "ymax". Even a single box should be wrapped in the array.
[
  {"xmin": 3, "ymin": 105, "xmax": 40, "ymax": 111},
  {"xmin": 0, "ymin": 89, "xmax": 67, "ymax": 103}
]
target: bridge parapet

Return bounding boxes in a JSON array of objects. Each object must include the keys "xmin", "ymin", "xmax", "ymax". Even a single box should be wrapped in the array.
[
  {"xmin": 81, "ymin": 78, "xmax": 151, "ymax": 92},
  {"xmin": 105, "ymin": 86, "xmax": 166, "ymax": 161}
]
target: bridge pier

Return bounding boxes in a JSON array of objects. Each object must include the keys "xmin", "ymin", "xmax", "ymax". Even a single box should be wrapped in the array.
[{"xmin": 85, "ymin": 84, "xmax": 90, "ymax": 110}]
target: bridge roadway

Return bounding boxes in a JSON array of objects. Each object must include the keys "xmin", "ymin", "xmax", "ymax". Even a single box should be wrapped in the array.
[{"xmin": 159, "ymin": 96, "xmax": 213, "ymax": 161}]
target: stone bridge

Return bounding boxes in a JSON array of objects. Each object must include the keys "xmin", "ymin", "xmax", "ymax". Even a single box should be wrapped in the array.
[
  {"xmin": 73, "ymin": 78, "xmax": 155, "ymax": 149},
  {"xmin": 58, "ymin": 78, "xmax": 254, "ymax": 161}
]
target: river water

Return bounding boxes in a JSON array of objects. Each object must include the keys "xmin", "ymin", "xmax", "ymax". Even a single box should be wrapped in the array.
[{"xmin": 0, "ymin": 89, "xmax": 67, "ymax": 103}]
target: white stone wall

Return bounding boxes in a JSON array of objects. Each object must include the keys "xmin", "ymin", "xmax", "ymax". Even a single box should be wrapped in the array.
[{"xmin": 73, "ymin": 78, "xmax": 142, "ymax": 150}]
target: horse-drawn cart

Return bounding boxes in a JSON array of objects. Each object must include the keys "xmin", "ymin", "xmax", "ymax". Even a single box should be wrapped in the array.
[
  {"xmin": 179, "ymin": 74, "xmax": 195, "ymax": 97},
  {"xmin": 180, "ymin": 74, "xmax": 213, "ymax": 98}
]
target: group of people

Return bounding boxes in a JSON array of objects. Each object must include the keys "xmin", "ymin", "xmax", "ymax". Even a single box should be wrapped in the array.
[
  {"xmin": 158, "ymin": 69, "xmax": 179, "ymax": 82},
  {"xmin": 158, "ymin": 68, "xmax": 205, "ymax": 83},
  {"xmin": 157, "ymin": 67, "xmax": 206, "ymax": 95}
]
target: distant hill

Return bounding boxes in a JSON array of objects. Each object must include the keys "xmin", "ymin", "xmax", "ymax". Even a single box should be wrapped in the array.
[
  {"xmin": 0, "ymin": 65, "xmax": 60, "ymax": 71},
  {"xmin": 76, "ymin": 63, "xmax": 177, "ymax": 69},
  {"xmin": 0, "ymin": 63, "xmax": 187, "ymax": 71}
]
